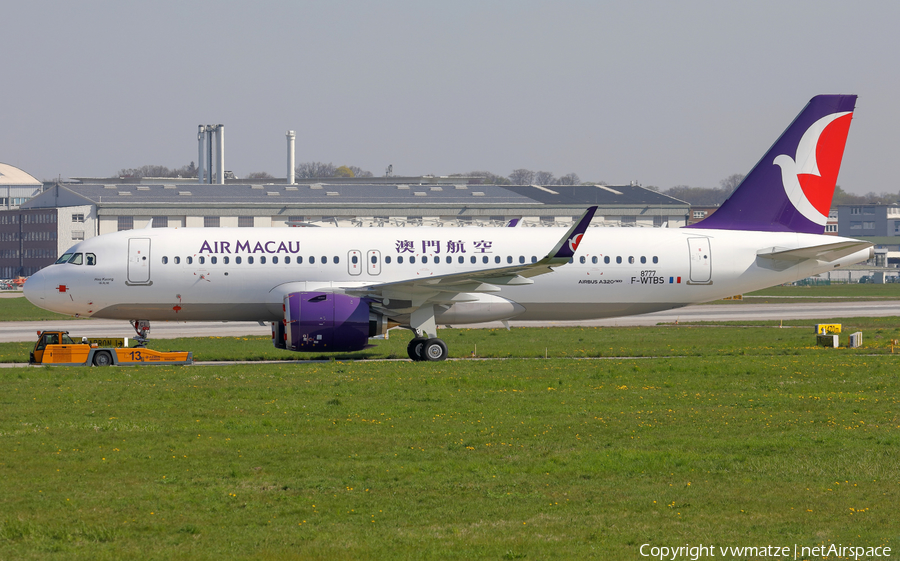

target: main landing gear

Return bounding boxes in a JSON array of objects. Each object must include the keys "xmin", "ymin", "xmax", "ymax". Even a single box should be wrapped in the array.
[
  {"xmin": 403, "ymin": 305, "xmax": 448, "ymax": 361},
  {"xmin": 407, "ymin": 337, "xmax": 448, "ymax": 362}
]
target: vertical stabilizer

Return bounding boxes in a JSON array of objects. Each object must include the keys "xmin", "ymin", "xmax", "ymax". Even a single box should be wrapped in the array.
[{"xmin": 689, "ymin": 94, "xmax": 856, "ymax": 233}]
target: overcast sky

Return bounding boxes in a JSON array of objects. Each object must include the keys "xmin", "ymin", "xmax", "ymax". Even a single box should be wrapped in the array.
[{"xmin": 2, "ymin": 1, "xmax": 897, "ymax": 194}]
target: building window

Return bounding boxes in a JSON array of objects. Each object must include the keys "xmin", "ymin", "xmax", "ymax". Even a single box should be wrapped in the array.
[
  {"xmin": 863, "ymin": 221, "xmax": 875, "ymax": 229},
  {"xmin": 693, "ymin": 211, "xmax": 706, "ymax": 219},
  {"xmin": 152, "ymin": 216, "xmax": 168, "ymax": 228},
  {"xmin": 204, "ymin": 216, "xmax": 220, "ymax": 228},
  {"xmin": 72, "ymin": 230, "xmax": 84, "ymax": 240},
  {"xmin": 72, "ymin": 213, "xmax": 85, "ymax": 223},
  {"xmin": 825, "ymin": 224, "xmax": 838, "ymax": 233},
  {"xmin": 238, "ymin": 216, "xmax": 254, "ymax": 227},
  {"xmin": 117, "ymin": 216, "xmax": 134, "ymax": 231},
  {"xmin": 850, "ymin": 222, "xmax": 862, "ymax": 230},
  {"xmin": 850, "ymin": 207, "xmax": 861, "ymax": 215}
]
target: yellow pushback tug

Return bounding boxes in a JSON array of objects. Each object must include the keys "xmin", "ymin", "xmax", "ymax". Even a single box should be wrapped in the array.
[{"xmin": 29, "ymin": 330, "xmax": 192, "ymax": 366}]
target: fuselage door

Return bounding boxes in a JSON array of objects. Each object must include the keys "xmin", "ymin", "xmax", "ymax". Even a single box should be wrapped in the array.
[
  {"xmin": 687, "ymin": 237, "xmax": 712, "ymax": 284},
  {"xmin": 348, "ymin": 250, "xmax": 362, "ymax": 276},
  {"xmin": 128, "ymin": 238, "xmax": 151, "ymax": 284},
  {"xmin": 367, "ymin": 250, "xmax": 381, "ymax": 276}
]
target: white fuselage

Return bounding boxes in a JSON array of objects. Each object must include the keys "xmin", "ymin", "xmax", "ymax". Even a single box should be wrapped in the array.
[{"xmin": 24, "ymin": 226, "xmax": 870, "ymax": 325}]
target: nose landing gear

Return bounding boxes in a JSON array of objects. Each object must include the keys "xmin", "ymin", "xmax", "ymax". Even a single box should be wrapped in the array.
[{"xmin": 130, "ymin": 320, "xmax": 150, "ymax": 347}]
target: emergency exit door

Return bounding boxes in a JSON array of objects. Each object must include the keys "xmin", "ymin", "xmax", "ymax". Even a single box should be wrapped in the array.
[{"xmin": 128, "ymin": 238, "xmax": 151, "ymax": 284}]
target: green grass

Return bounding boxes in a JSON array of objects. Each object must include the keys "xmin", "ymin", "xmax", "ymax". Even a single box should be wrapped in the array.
[
  {"xmin": 1, "ymin": 355, "xmax": 898, "ymax": 559},
  {"xmin": 746, "ymin": 283, "xmax": 900, "ymax": 300},
  {"xmin": 5, "ymin": 316, "xmax": 900, "ymax": 364},
  {"xmin": 0, "ymin": 295, "xmax": 82, "ymax": 322}
]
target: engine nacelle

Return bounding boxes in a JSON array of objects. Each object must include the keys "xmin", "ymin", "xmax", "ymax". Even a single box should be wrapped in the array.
[{"xmin": 273, "ymin": 292, "xmax": 390, "ymax": 352}]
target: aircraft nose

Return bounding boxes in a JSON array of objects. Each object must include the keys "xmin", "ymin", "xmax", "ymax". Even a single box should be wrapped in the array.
[{"xmin": 23, "ymin": 269, "xmax": 46, "ymax": 306}]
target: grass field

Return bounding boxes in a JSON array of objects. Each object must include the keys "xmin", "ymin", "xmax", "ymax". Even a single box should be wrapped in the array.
[{"xmin": 2, "ymin": 321, "xmax": 900, "ymax": 559}]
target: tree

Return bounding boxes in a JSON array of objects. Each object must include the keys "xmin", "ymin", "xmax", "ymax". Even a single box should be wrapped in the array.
[
  {"xmin": 534, "ymin": 171, "xmax": 555, "ymax": 185},
  {"xmin": 719, "ymin": 173, "xmax": 745, "ymax": 193},
  {"xmin": 295, "ymin": 162, "xmax": 337, "ymax": 179},
  {"xmin": 464, "ymin": 171, "xmax": 511, "ymax": 185},
  {"xmin": 246, "ymin": 171, "xmax": 274, "ymax": 180},
  {"xmin": 348, "ymin": 166, "xmax": 373, "ymax": 178},
  {"xmin": 556, "ymin": 173, "xmax": 580, "ymax": 185},
  {"xmin": 334, "ymin": 166, "xmax": 355, "ymax": 178},
  {"xmin": 508, "ymin": 169, "xmax": 535, "ymax": 185}
]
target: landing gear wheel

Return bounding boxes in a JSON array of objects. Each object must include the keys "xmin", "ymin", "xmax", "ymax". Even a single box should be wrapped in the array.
[
  {"xmin": 407, "ymin": 337, "xmax": 427, "ymax": 361},
  {"xmin": 92, "ymin": 351, "xmax": 112, "ymax": 367},
  {"xmin": 422, "ymin": 338, "xmax": 448, "ymax": 361}
]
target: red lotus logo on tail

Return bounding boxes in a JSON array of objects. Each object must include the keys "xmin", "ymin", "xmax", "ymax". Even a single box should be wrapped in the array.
[
  {"xmin": 774, "ymin": 111, "xmax": 853, "ymax": 226},
  {"xmin": 568, "ymin": 233, "xmax": 584, "ymax": 253}
]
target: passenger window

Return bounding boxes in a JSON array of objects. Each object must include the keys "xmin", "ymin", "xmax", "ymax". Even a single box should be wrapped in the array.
[
  {"xmin": 309, "ymin": 256, "xmax": 315, "ymax": 264},
  {"xmin": 321, "ymin": 256, "xmax": 327, "ymax": 264},
  {"xmin": 410, "ymin": 256, "xmax": 416, "ymax": 264},
  {"xmin": 285, "ymin": 256, "xmax": 290, "ymax": 264},
  {"xmin": 162, "ymin": 256, "xmax": 168, "ymax": 264},
  {"xmin": 470, "ymin": 256, "xmax": 476, "ymax": 264},
  {"xmin": 398, "ymin": 256, "xmax": 403, "ymax": 264},
  {"xmin": 174, "ymin": 256, "xmax": 180, "ymax": 264},
  {"xmin": 653, "ymin": 256, "xmax": 659, "ymax": 264},
  {"xmin": 568, "ymin": 258, "xmax": 573, "ymax": 264},
  {"xmin": 604, "ymin": 256, "xmax": 610, "ymax": 264},
  {"xmin": 235, "ymin": 256, "xmax": 242, "ymax": 264},
  {"xmin": 483, "ymin": 256, "xmax": 489, "ymax": 264},
  {"xmin": 272, "ymin": 256, "xmax": 278, "ymax": 264},
  {"xmin": 495, "ymin": 256, "xmax": 500, "ymax": 264},
  {"xmin": 248, "ymin": 256, "xmax": 254, "ymax": 264},
  {"xmin": 421, "ymin": 256, "xmax": 427, "ymax": 264},
  {"xmin": 592, "ymin": 256, "xmax": 598, "ymax": 264},
  {"xmin": 519, "ymin": 256, "xmax": 525, "ymax": 264},
  {"xmin": 458, "ymin": 256, "xmax": 464, "ymax": 264},
  {"xmin": 211, "ymin": 256, "xmax": 217, "ymax": 264},
  {"xmin": 199, "ymin": 256, "xmax": 205, "ymax": 265},
  {"xmin": 68, "ymin": 253, "xmax": 83, "ymax": 265},
  {"xmin": 352, "ymin": 255, "xmax": 359, "ymax": 264},
  {"xmin": 224, "ymin": 256, "xmax": 230, "ymax": 264},
  {"xmin": 579, "ymin": 256, "xmax": 585, "ymax": 264},
  {"xmin": 297, "ymin": 256, "xmax": 303, "ymax": 264},
  {"xmin": 531, "ymin": 256, "xmax": 537, "ymax": 263},
  {"xmin": 628, "ymin": 256, "xmax": 634, "ymax": 264},
  {"xmin": 86, "ymin": 253, "xmax": 96, "ymax": 266},
  {"xmin": 187, "ymin": 256, "xmax": 193, "ymax": 264},
  {"xmin": 333, "ymin": 256, "xmax": 339, "ymax": 264},
  {"xmin": 371, "ymin": 255, "xmax": 377, "ymax": 264},
  {"xmin": 260, "ymin": 256, "xmax": 267, "ymax": 264},
  {"xmin": 640, "ymin": 256, "xmax": 646, "ymax": 264},
  {"xmin": 616, "ymin": 256, "xmax": 622, "ymax": 264},
  {"xmin": 384, "ymin": 256, "xmax": 391, "ymax": 264},
  {"xmin": 56, "ymin": 253, "xmax": 74, "ymax": 264}
]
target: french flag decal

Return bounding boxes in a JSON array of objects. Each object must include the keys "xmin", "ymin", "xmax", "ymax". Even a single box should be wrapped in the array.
[{"xmin": 669, "ymin": 277, "xmax": 682, "ymax": 284}]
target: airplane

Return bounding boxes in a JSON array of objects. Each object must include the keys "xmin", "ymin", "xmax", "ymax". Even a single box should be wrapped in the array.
[{"xmin": 23, "ymin": 95, "xmax": 872, "ymax": 361}]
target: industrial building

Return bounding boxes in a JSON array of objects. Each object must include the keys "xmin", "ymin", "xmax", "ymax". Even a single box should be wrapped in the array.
[
  {"xmin": 0, "ymin": 163, "xmax": 43, "ymax": 210},
  {"xmin": 1, "ymin": 180, "xmax": 689, "ymax": 277}
]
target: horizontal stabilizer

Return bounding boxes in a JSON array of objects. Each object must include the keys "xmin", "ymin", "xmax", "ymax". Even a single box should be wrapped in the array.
[{"xmin": 756, "ymin": 240, "xmax": 873, "ymax": 263}]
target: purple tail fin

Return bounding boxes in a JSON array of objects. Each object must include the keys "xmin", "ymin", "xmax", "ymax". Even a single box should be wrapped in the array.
[{"xmin": 688, "ymin": 94, "xmax": 857, "ymax": 234}]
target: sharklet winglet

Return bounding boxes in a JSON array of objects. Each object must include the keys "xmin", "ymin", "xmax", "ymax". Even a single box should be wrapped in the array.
[{"xmin": 546, "ymin": 206, "xmax": 597, "ymax": 260}]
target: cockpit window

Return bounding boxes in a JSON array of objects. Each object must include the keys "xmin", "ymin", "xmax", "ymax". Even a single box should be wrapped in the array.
[
  {"xmin": 68, "ymin": 253, "xmax": 83, "ymax": 265},
  {"xmin": 55, "ymin": 253, "xmax": 74, "ymax": 264},
  {"xmin": 86, "ymin": 253, "xmax": 96, "ymax": 266}
]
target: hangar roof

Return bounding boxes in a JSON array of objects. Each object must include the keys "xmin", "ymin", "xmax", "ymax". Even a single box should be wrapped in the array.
[
  {"xmin": 0, "ymin": 163, "xmax": 41, "ymax": 186},
  {"xmin": 24, "ymin": 182, "xmax": 687, "ymax": 209}
]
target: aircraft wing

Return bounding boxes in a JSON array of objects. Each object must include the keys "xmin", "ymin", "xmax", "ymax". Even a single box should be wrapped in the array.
[{"xmin": 341, "ymin": 207, "xmax": 597, "ymax": 314}]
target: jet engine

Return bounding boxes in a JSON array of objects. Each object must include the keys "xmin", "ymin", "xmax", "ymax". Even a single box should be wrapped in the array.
[{"xmin": 271, "ymin": 292, "xmax": 392, "ymax": 352}]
